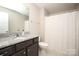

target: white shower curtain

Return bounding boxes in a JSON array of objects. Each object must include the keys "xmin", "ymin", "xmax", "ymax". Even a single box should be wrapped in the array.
[{"xmin": 45, "ymin": 11, "xmax": 76, "ymax": 56}]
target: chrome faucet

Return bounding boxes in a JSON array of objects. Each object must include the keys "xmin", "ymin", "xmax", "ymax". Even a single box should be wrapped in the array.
[{"xmin": 16, "ymin": 33, "xmax": 19, "ymax": 37}]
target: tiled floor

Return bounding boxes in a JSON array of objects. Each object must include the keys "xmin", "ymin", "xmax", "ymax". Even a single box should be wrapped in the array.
[
  {"xmin": 39, "ymin": 49, "xmax": 63, "ymax": 56},
  {"xmin": 39, "ymin": 48, "xmax": 76, "ymax": 56}
]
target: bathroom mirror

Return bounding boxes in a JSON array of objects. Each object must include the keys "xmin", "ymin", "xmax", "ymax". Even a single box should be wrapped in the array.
[
  {"xmin": 0, "ymin": 3, "xmax": 30, "ymax": 34},
  {"xmin": 0, "ymin": 12, "xmax": 8, "ymax": 33}
]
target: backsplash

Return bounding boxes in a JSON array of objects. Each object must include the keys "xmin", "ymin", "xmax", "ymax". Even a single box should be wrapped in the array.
[
  {"xmin": 0, "ymin": 33, "xmax": 17, "ymax": 38},
  {"xmin": 0, "ymin": 32, "xmax": 30, "ymax": 38},
  {"xmin": 0, "ymin": 33, "xmax": 10, "ymax": 38}
]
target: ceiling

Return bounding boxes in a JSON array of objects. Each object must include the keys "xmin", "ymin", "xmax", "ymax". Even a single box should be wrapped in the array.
[
  {"xmin": 0, "ymin": 3, "xmax": 79, "ymax": 16},
  {"xmin": 35, "ymin": 3, "xmax": 78, "ymax": 15}
]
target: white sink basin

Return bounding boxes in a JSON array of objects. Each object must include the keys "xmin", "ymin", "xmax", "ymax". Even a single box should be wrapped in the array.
[{"xmin": 14, "ymin": 37, "xmax": 26, "ymax": 40}]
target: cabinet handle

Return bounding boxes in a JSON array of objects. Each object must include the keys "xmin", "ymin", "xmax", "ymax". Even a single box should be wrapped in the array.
[
  {"xmin": 23, "ymin": 52, "xmax": 26, "ymax": 54},
  {"xmin": 0, "ymin": 51, "xmax": 8, "ymax": 56},
  {"xmin": 4, "ymin": 51, "xmax": 8, "ymax": 54},
  {"xmin": 0, "ymin": 54, "xmax": 5, "ymax": 56},
  {"xmin": 28, "ymin": 49, "xmax": 30, "ymax": 52}
]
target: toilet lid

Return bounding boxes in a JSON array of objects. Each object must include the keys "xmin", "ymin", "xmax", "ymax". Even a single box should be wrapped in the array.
[{"xmin": 39, "ymin": 42, "xmax": 48, "ymax": 47}]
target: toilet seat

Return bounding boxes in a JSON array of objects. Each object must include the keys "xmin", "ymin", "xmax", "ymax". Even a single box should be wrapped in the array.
[
  {"xmin": 39, "ymin": 42, "xmax": 48, "ymax": 47},
  {"xmin": 39, "ymin": 37, "xmax": 48, "ymax": 49}
]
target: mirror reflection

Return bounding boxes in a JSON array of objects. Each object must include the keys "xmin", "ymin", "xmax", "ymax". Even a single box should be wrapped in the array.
[{"xmin": 0, "ymin": 3, "xmax": 29, "ymax": 34}]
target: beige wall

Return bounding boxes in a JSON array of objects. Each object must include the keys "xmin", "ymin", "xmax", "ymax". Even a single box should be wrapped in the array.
[
  {"xmin": 40, "ymin": 8, "xmax": 45, "ymax": 41},
  {"xmin": 29, "ymin": 4, "xmax": 45, "ymax": 42},
  {"xmin": 0, "ymin": 6, "xmax": 27, "ymax": 33},
  {"xmin": 29, "ymin": 4, "xmax": 40, "ymax": 35}
]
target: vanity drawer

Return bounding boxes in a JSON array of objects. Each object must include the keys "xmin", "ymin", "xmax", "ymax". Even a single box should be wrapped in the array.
[
  {"xmin": 33, "ymin": 37, "xmax": 39, "ymax": 43},
  {"xmin": 15, "ymin": 39, "xmax": 33, "ymax": 51},
  {"xmin": 0, "ymin": 45, "xmax": 15, "ymax": 56}
]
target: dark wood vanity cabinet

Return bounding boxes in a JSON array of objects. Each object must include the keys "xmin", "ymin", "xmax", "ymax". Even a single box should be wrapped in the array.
[{"xmin": 0, "ymin": 37, "xmax": 39, "ymax": 56}]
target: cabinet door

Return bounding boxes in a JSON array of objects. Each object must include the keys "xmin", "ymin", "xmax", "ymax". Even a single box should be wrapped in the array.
[
  {"xmin": 0, "ymin": 45, "xmax": 15, "ymax": 56},
  {"xmin": 27, "ymin": 43, "xmax": 38, "ymax": 56},
  {"xmin": 12, "ymin": 49, "xmax": 26, "ymax": 56}
]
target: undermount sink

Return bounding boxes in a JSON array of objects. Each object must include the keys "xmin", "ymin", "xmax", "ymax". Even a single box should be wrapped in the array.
[{"xmin": 14, "ymin": 37, "xmax": 26, "ymax": 40}]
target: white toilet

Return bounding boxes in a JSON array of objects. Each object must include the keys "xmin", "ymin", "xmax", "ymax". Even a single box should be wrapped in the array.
[
  {"xmin": 39, "ymin": 37, "xmax": 48, "ymax": 50},
  {"xmin": 39, "ymin": 37, "xmax": 48, "ymax": 56},
  {"xmin": 39, "ymin": 42, "xmax": 48, "ymax": 49}
]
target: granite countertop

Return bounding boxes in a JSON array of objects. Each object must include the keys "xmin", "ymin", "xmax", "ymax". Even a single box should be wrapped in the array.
[{"xmin": 0, "ymin": 34, "xmax": 39, "ymax": 49}]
